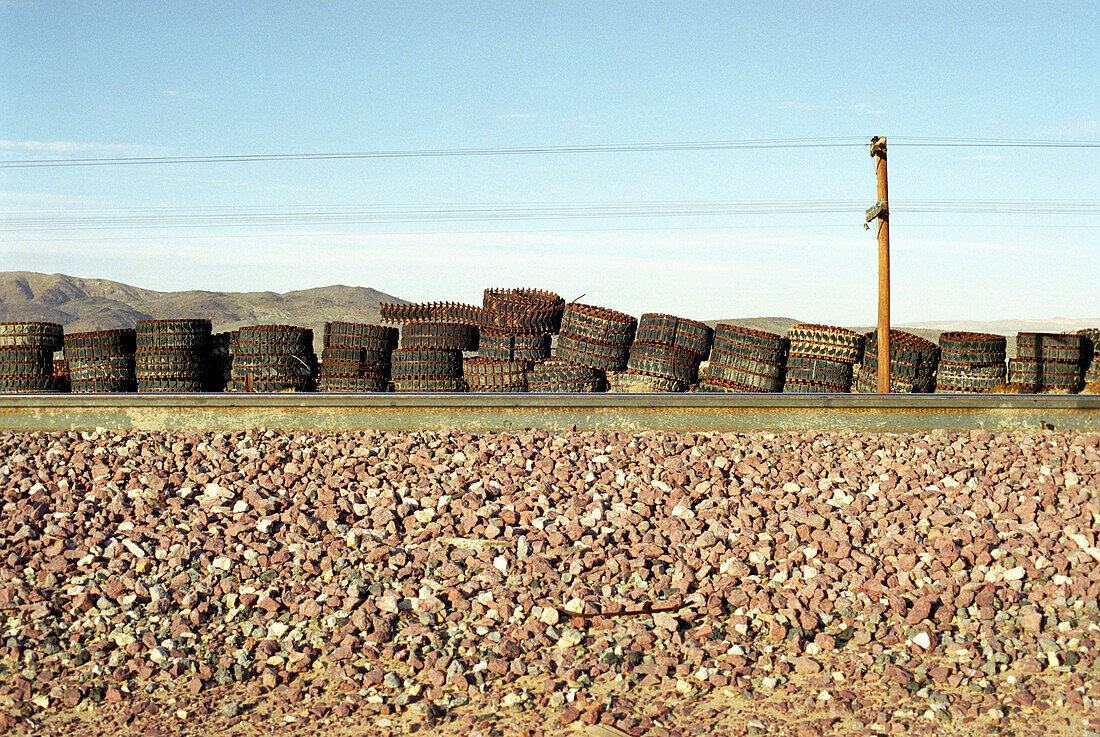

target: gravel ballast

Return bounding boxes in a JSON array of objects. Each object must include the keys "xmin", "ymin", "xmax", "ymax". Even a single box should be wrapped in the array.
[{"xmin": 0, "ymin": 429, "xmax": 1098, "ymax": 736}]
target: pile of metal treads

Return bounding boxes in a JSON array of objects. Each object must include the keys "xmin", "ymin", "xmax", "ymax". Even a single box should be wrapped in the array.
[
  {"xmin": 554, "ymin": 303, "xmax": 636, "ymax": 390},
  {"xmin": 481, "ymin": 288, "xmax": 564, "ymax": 336},
  {"xmin": 53, "ymin": 358, "xmax": 69, "ymax": 393},
  {"xmin": 391, "ymin": 322, "xmax": 476, "ymax": 392},
  {"xmin": 1009, "ymin": 332, "xmax": 1086, "ymax": 393},
  {"xmin": 852, "ymin": 329, "xmax": 938, "ymax": 393},
  {"xmin": 610, "ymin": 313, "xmax": 712, "ymax": 392},
  {"xmin": 697, "ymin": 324, "xmax": 786, "ymax": 393},
  {"xmin": 473, "ymin": 288, "xmax": 561, "ymax": 389},
  {"xmin": 135, "ymin": 319, "xmax": 211, "ymax": 392},
  {"xmin": 462, "ymin": 356, "xmax": 527, "ymax": 392},
  {"xmin": 527, "ymin": 357, "xmax": 604, "ymax": 392},
  {"xmin": 0, "ymin": 322, "xmax": 64, "ymax": 393},
  {"xmin": 318, "ymin": 321, "xmax": 397, "ymax": 392},
  {"xmin": 1079, "ymin": 329, "xmax": 1100, "ymax": 387},
  {"xmin": 207, "ymin": 331, "xmax": 234, "ymax": 392},
  {"xmin": 934, "ymin": 331, "xmax": 1006, "ymax": 393},
  {"xmin": 782, "ymin": 323, "xmax": 864, "ymax": 393},
  {"xmin": 64, "ymin": 329, "xmax": 136, "ymax": 393},
  {"xmin": 477, "ymin": 331, "xmax": 551, "ymax": 363},
  {"xmin": 228, "ymin": 325, "xmax": 316, "ymax": 392}
]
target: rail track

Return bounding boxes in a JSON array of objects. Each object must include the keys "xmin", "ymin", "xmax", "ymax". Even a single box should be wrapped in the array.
[{"xmin": 0, "ymin": 393, "xmax": 1097, "ymax": 432}]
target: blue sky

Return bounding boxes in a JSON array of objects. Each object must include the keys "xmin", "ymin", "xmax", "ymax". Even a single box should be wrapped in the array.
[{"xmin": 1, "ymin": 1, "xmax": 1098, "ymax": 323}]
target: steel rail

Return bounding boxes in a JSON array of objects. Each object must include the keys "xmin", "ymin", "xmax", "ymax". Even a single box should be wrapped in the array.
[{"xmin": 0, "ymin": 394, "xmax": 1097, "ymax": 432}]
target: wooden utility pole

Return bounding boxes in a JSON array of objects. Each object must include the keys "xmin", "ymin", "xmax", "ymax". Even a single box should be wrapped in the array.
[{"xmin": 867, "ymin": 136, "xmax": 890, "ymax": 393}]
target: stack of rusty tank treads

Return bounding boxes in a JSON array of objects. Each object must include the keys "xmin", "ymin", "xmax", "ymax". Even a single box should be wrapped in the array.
[
  {"xmin": 478, "ymin": 330, "xmax": 552, "ymax": 363},
  {"xmin": 207, "ymin": 331, "xmax": 234, "ymax": 392},
  {"xmin": 934, "ymin": 332, "xmax": 1007, "ymax": 393},
  {"xmin": 379, "ymin": 301, "xmax": 486, "ymax": 327},
  {"xmin": 228, "ymin": 325, "xmax": 315, "ymax": 392},
  {"xmin": 462, "ymin": 357, "xmax": 528, "ymax": 392},
  {"xmin": 556, "ymin": 303, "xmax": 636, "ymax": 378},
  {"xmin": 318, "ymin": 322, "xmax": 397, "ymax": 392},
  {"xmin": 852, "ymin": 330, "xmax": 939, "ymax": 394},
  {"xmin": 784, "ymin": 324, "xmax": 865, "ymax": 393},
  {"xmin": 53, "ymin": 357, "xmax": 70, "ymax": 393},
  {"xmin": 526, "ymin": 357, "xmax": 604, "ymax": 393},
  {"xmin": 1010, "ymin": 332, "xmax": 1086, "ymax": 393},
  {"xmin": 391, "ymin": 322, "xmax": 475, "ymax": 392},
  {"xmin": 1079, "ymin": 329, "xmax": 1100, "ymax": 392},
  {"xmin": 135, "ymin": 319, "xmax": 211, "ymax": 392},
  {"xmin": 482, "ymin": 288, "xmax": 565, "ymax": 335},
  {"xmin": 698, "ymin": 324, "xmax": 787, "ymax": 393},
  {"xmin": 0, "ymin": 322, "xmax": 64, "ymax": 393},
  {"xmin": 617, "ymin": 313, "xmax": 712, "ymax": 392},
  {"xmin": 64, "ymin": 329, "xmax": 137, "ymax": 393}
]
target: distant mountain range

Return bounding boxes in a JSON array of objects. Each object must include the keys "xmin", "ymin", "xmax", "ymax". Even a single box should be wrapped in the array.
[
  {"xmin": 0, "ymin": 272, "xmax": 405, "ymax": 353},
  {"xmin": 2, "ymin": 272, "xmax": 1096, "ymax": 358}
]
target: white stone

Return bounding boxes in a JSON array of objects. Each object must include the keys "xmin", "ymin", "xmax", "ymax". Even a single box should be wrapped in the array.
[
  {"xmin": 671, "ymin": 504, "xmax": 695, "ymax": 520},
  {"xmin": 212, "ymin": 556, "xmax": 233, "ymax": 571},
  {"xmin": 493, "ymin": 556, "xmax": 509, "ymax": 576},
  {"xmin": 122, "ymin": 539, "xmax": 146, "ymax": 558},
  {"xmin": 268, "ymin": 621, "xmax": 289, "ymax": 638},
  {"xmin": 912, "ymin": 631, "xmax": 932, "ymax": 649},
  {"xmin": 1003, "ymin": 566, "xmax": 1026, "ymax": 581},
  {"xmin": 653, "ymin": 480, "xmax": 672, "ymax": 493}
]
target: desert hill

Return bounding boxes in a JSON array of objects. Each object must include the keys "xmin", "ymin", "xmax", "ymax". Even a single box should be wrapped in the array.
[{"xmin": 0, "ymin": 272, "xmax": 406, "ymax": 353}]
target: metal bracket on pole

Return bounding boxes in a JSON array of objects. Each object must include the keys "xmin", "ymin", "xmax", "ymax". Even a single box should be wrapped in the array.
[
  {"xmin": 870, "ymin": 136, "xmax": 887, "ymax": 160},
  {"xmin": 865, "ymin": 199, "xmax": 888, "ymax": 223}
]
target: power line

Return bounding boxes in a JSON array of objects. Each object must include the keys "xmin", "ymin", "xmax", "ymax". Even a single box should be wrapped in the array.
[
  {"xmin": 2, "ymin": 199, "xmax": 1095, "ymax": 231},
  {"xmin": 0, "ymin": 137, "xmax": 868, "ymax": 169},
  {"xmin": 4, "ymin": 136, "xmax": 1097, "ymax": 169}
]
